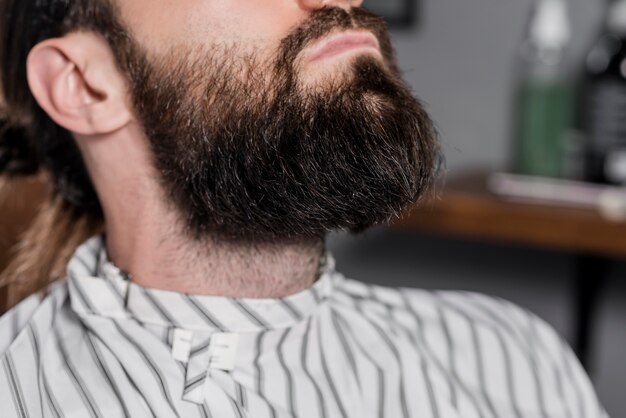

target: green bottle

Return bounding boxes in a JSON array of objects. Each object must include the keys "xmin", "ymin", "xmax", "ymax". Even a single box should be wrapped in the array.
[{"xmin": 513, "ymin": 0, "xmax": 574, "ymax": 178}]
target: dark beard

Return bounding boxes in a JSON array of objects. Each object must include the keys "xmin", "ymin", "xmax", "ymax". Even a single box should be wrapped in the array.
[{"xmin": 122, "ymin": 7, "xmax": 440, "ymax": 243}]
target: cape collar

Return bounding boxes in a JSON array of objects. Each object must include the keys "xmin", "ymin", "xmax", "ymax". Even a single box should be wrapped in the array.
[{"xmin": 67, "ymin": 236, "xmax": 338, "ymax": 333}]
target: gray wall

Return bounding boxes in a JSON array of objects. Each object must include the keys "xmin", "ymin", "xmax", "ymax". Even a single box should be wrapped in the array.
[{"xmin": 391, "ymin": 0, "xmax": 604, "ymax": 171}]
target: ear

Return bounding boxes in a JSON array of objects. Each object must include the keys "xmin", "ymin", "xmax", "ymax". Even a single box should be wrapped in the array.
[{"xmin": 26, "ymin": 32, "xmax": 132, "ymax": 136}]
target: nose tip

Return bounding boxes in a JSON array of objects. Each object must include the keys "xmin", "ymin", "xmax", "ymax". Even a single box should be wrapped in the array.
[{"xmin": 298, "ymin": 0, "xmax": 363, "ymax": 12}]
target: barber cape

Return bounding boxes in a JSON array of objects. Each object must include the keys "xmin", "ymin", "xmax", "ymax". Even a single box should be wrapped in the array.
[{"xmin": 0, "ymin": 236, "xmax": 607, "ymax": 418}]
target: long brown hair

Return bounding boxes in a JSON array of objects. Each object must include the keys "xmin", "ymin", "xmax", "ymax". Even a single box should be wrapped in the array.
[{"xmin": 0, "ymin": 181, "xmax": 103, "ymax": 313}]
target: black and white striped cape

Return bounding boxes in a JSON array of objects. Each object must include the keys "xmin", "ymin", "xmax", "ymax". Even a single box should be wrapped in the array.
[{"xmin": 0, "ymin": 236, "xmax": 607, "ymax": 417}]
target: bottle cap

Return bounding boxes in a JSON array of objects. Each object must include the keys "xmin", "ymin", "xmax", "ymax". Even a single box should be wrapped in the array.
[
  {"xmin": 608, "ymin": 0, "xmax": 626, "ymax": 35},
  {"xmin": 529, "ymin": 0, "xmax": 571, "ymax": 49}
]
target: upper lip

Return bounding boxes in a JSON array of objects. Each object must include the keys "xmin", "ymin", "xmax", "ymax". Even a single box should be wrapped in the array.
[{"xmin": 303, "ymin": 30, "xmax": 380, "ymax": 63}]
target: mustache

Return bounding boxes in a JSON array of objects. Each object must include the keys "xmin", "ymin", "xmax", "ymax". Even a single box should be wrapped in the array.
[{"xmin": 276, "ymin": 6, "xmax": 396, "ymax": 71}]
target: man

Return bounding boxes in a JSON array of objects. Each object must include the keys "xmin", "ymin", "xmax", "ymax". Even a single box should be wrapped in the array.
[{"xmin": 0, "ymin": 0, "xmax": 606, "ymax": 417}]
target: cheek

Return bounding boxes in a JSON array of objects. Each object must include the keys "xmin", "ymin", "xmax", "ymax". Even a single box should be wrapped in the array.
[
  {"xmin": 120, "ymin": 0, "xmax": 196, "ymax": 48},
  {"xmin": 195, "ymin": 2, "xmax": 308, "ymax": 64},
  {"xmin": 222, "ymin": 3, "xmax": 305, "ymax": 43},
  {"xmin": 124, "ymin": 0, "xmax": 307, "ymax": 55}
]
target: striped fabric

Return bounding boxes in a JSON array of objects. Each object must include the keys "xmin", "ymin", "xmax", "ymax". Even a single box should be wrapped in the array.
[{"xmin": 0, "ymin": 236, "xmax": 607, "ymax": 418}]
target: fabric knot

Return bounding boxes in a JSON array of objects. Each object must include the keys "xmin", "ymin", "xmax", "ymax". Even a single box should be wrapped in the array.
[{"xmin": 181, "ymin": 334, "xmax": 212, "ymax": 404}]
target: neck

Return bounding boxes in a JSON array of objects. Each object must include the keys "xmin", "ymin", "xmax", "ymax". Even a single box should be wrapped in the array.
[{"xmin": 104, "ymin": 205, "xmax": 324, "ymax": 298}]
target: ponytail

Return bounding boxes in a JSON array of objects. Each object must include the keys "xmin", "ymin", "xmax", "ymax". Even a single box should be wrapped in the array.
[{"xmin": 0, "ymin": 189, "xmax": 103, "ymax": 313}]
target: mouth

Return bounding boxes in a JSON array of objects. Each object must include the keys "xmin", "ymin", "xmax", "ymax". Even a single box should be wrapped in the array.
[{"xmin": 302, "ymin": 30, "xmax": 381, "ymax": 64}]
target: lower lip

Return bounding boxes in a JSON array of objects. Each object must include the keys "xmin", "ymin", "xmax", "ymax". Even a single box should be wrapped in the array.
[{"xmin": 305, "ymin": 34, "xmax": 381, "ymax": 63}]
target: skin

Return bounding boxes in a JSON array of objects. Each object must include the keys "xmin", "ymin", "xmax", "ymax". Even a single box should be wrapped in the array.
[{"xmin": 24, "ymin": 0, "xmax": 379, "ymax": 298}]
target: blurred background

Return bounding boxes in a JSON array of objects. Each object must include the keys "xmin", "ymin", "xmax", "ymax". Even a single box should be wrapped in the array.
[{"xmin": 327, "ymin": 0, "xmax": 626, "ymax": 415}]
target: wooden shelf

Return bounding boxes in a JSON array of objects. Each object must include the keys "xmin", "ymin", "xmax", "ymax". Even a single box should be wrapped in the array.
[{"xmin": 392, "ymin": 170, "xmax": 626, "ymax": 259}]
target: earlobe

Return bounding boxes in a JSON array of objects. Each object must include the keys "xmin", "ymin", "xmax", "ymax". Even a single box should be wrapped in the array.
[{"xmin": 26, "ymin": 34, "xmax": 132, "ymax": 136}]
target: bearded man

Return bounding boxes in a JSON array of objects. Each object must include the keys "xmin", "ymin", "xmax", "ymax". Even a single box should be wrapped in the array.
[{"xmin": 0, "ymin": 0, "xmax": 606, "ymax": 417}]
